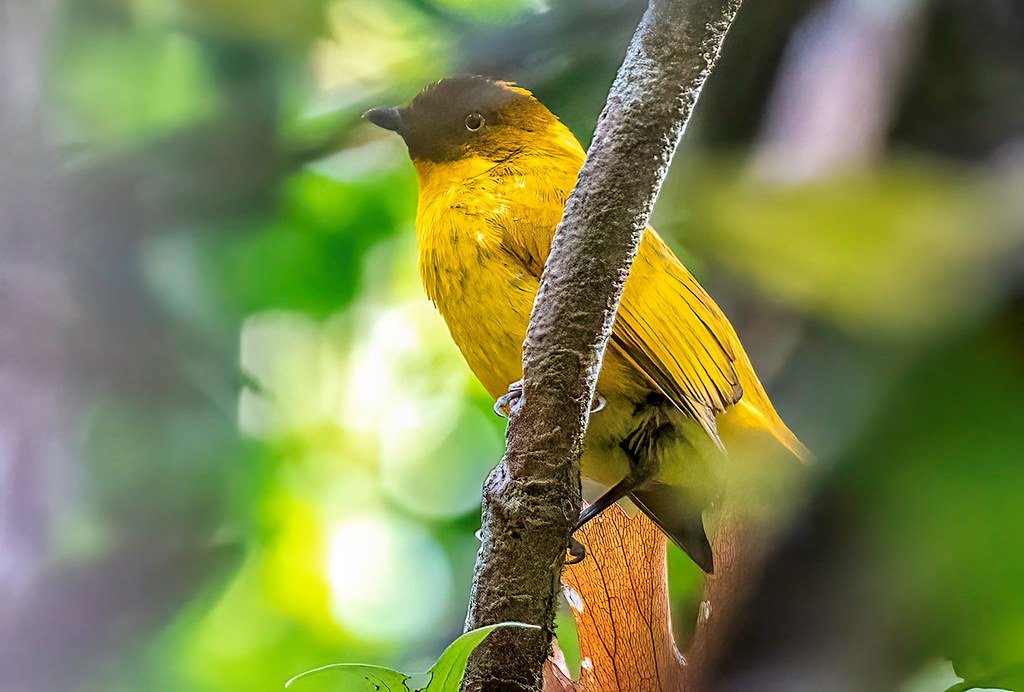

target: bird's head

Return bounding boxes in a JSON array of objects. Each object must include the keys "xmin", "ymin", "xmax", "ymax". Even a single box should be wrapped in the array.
[{"xmin": 365, "ymin": 76, "xmax": 578, "ymax": 167}]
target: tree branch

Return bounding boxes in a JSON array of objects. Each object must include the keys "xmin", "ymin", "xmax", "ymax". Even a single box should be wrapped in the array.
[{"xmin": 461, "ymin": 1, "xmax": 744, "ymax": 690}]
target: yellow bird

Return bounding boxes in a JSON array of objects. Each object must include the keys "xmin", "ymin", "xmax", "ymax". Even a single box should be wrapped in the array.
[{"xmin": 367, "ymin": 76, "xmax": 808, "ymax": 573}]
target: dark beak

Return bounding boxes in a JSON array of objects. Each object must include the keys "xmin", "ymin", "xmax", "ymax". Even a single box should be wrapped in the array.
[{"xmin": 364, "ymin": 107, "xmax": 404, "ymax": 134}]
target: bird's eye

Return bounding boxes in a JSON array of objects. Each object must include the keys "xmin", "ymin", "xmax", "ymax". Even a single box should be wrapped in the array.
[{"xmin": 464, "ymin": 113, "xmax": 485, "ymax": 132}]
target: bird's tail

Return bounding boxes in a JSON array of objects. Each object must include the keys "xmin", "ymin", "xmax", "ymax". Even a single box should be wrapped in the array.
[
  {"xmin": 730, "ymin": 347, "xmax": 813, "ymax": 464},
  {"xmin": 739, "ymin": 397, "xmax": 812, "ymax": 463},
  {"xmin": 773, "ymin": 416, "xmax": 812, "ymax": 463},
  {"xmin": 630, "ymin": 484, "xmax": 714, "ymax": 574}
]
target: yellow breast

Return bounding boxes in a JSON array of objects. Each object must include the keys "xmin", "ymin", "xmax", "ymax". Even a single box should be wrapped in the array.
[{"xmin": 413, "ymin": 156, "xmax": 545, "ymax": 397}]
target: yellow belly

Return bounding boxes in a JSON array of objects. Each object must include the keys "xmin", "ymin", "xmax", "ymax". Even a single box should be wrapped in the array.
[{"xmin": 433, "ymin": 260, "xmax": 534, "ymax": 399}]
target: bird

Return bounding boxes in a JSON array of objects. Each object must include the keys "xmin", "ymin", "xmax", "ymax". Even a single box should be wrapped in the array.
[{"xmin": 365, "ymin": 76, "xmax": 808, "ymax": 573}]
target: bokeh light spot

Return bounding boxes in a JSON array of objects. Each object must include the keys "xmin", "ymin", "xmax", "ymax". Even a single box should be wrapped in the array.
[{"xmin": 326, "ymin": 516, "xmax": 452, "ymax": 642}]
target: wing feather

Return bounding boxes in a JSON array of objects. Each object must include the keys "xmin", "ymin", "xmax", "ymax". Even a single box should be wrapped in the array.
[
  {"xmin": 498, "ymin": 214, "xmax": 745, "ymax": 446},
  {"xmin": 611, "ymin": 230, "xmax": 743, "ymax": 444}
]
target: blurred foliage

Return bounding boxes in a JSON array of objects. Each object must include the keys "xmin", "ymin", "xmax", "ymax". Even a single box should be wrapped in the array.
[
  {"xmin": 21, "ymin": 0, "xmax": 1024, "ymax": 690},
  {"xmin": 708, "ymin": 294, "xmax": 1024, "ymax": 692},
  {"xmin": 862, "ymin": 311, "xmax": 1024, "ymax": 692},
  {"xmin": 661, "ymin": 159, "xmax": 1019, "ymax": 341},
  {"xmin": 286, "ymin": 623, "xmax": 538, "ymax": 691}
]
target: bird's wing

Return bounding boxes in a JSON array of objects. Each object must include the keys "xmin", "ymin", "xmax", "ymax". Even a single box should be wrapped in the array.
[
  {"xmin": 610, "ymin": 230, "xmax": 743, "ymax": 445},
  {"xmin": 499, "ymin": 213, "xmax": 743, "ymax": 446}
]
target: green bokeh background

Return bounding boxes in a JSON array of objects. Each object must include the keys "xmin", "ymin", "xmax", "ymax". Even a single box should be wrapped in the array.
[{"xmin": 5, "ymin": 0, "xmax": 1023, "ymax": 690}]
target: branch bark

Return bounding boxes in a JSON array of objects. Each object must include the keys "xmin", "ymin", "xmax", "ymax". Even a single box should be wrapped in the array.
[{"xmin": 462, "ymin": 1, "xmax": 744, "ymax": 690}]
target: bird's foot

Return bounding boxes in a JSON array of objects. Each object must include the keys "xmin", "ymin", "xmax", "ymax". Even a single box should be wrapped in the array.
[
  {"xmin": 495, "ymin": 381, "xmax": 605, "ymax": 418},
  {"xmin": 565, "ymin": 535, "xmax": 587, "ymax": 565},
  {"xmin": 493, "ymin": 379, "xmax": 524, "ymax": 418}
]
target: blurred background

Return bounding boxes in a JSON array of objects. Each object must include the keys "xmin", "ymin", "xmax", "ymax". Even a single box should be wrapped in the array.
[{"xmin": 1, "ymin": 0, "xmax": 1022, "ymax": 690}]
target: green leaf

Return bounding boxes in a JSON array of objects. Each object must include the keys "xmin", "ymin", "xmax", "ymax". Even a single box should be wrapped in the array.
[
  {"xmin": 946, "ymin": 659, "xmax": 1024, "ymax": 692},
  {"xmin": 285, "ymin": 622, "xmax": 538, "ymax": 691},
  {"xmin": 285, "ymin": 663, "xmax": 410, "ymax": 691},
  {"xmin": 423, "ymin": 622, "xmax": 537, "ymax": 691}
]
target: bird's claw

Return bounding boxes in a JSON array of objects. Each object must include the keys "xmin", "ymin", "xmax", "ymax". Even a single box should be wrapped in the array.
[
  {"xmin": 566, "ymin": 536, "xmax": 587, "ymax": 565},
  {"xmin": 495, "ymin": 383, "xmax": 603, "ymax": 417},
  {"xmin": 494, "ymin": 380, "xmax": 524, "ymax": 418}
]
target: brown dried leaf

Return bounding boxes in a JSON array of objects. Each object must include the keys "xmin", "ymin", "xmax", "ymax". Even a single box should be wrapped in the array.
[
  {"xmin": 548, "ymin": 502, "xmax": 765, "ymax": 692},
  {"xmin": 557, "ymin": 505, "xmax": 685, "ymax": 692}
]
